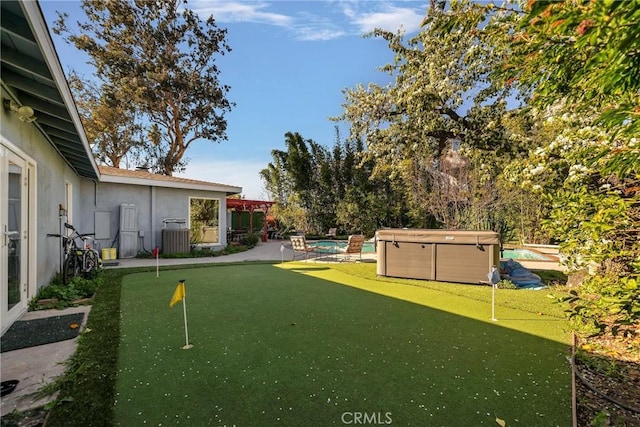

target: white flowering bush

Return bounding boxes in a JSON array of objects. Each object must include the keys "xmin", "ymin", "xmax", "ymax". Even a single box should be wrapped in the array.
[{"xmin": 506, "ymin": 107, "xmax": 639, "ymax": 338}]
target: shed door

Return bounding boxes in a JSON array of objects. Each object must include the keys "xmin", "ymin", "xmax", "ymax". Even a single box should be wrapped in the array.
[{"xmin": 119, "ymin": 204, "xmax": 138, "ymax": 258}]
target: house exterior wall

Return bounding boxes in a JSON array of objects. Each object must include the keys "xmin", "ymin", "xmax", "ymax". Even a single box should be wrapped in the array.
[
  {"xmin": 1, "ymin": 95, "xmax": 84, "ymax": 292},
  {"xmin": 78, "ymin": 180, "xmax": 229, "ymax": 257}
]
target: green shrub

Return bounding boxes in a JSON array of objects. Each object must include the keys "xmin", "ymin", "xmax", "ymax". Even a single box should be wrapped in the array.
[
  {"xmin": 497, "ymin": 279, "xmax": 518, "ymax": 289},
  {"xmin": 240, "ymin": 232, "xmax": 259, "ymax": 248},
  {"xmin": 137, "ymin": 245, "xmax": 253, "ymax": 259},
  {"xmin": 222, "ymin": 244, "xmax": 247, "ymax": 254},
  {"xmin": 559, "ymin": 274, "xmax": 639, "ymax": 338},
  {"xmin": 29, "ymin": 275, "xmax": 102, "ymax": 310},
  {"xmin": 190, "ymin": 247, "xmax": 216, "ymax": 257},
  {"xmin": 534, "ymin": 270, "xmax": 568, "ymax": 287}
]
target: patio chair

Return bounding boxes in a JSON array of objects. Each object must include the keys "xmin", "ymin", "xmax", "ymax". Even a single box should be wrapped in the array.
[
  {"xmin": 338, "ymin": 234, "xmax": 365, "ymax": 262},
  {"xmin": 326, "ymin": 227, "xmax": 337, "ymax": 239},
  {"xmin": 290, "ymin": 235, "xmax": 317, "ymax": 261}
]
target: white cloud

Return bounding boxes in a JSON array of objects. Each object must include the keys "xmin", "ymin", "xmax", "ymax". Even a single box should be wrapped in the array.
[
  {"xmin": 349, "ymin": 4, "xmax": 426, "ymax": 34},
  {"xmin": 295, "ymin": 26, "xmax": 347, "ymax": 41},
  {"xmin": 177, "ymin": 159, "xmax": 270, "ymax": 201},
  {"xmin": 191, "ymin": 1, "xmax": 426, "ymax": 41},
  {"xmin": 191, "ymin": 1, "xmax": 293, "ymax": 27}
]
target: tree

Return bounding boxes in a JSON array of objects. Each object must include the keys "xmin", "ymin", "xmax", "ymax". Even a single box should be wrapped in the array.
[
  {"xmin": 501, "ymin": 0, "xmax": 640, "ymax": 136},
  {"xmin": 68, "ymin": 73, "xmax": 145, "ymax": 168},
  {"xmin": 496, "ymin": 1, "xmax": 640, "ymax": 340},
  {"xmin": 260, "ymin": 130, "xmax": 407, "ymax": 236},
  {"xmin": 54, "ymin": 0, "xmax": 233, "ymax": 175},
  {"xmin": 259, "ymin": 156, "xmax": 293, "ymax": 210},
  {"xmin": 261, "ymin": 132, "xmax": 318, "ymax": 233},
  {"xmin": 336, "ymin": 1, "xmax": 526, "ymax": 232}
]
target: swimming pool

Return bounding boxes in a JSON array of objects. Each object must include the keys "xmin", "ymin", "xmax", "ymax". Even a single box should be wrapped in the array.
[
  {"xmin": 311, "ymin": 240, "xmax": 376, "ymax": 254},
  {"xmin": 501, "ymin": 248, "xmax": 555, "ymax": 261},
  {"xmin": 310, "ymin": 243, "xmax": 555, "ymax": 260}
]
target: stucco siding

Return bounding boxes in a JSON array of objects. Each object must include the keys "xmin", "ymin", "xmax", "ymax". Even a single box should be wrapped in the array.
[
  {"xmin": 1, "ymin": 102, "xmax": 84, "ymax": 292},
  {"xmin": 156, "ymin": 187, "xmax": 228, "ymax": 249},
  {"xmin": 79, "ymin": 181, "xmax": 228, "ymax": 257}
]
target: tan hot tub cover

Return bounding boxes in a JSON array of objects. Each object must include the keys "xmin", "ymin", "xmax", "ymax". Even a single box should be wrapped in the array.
[{"xmin": 376, "ymin": 229, "xmax": 500, "ymax": 285}]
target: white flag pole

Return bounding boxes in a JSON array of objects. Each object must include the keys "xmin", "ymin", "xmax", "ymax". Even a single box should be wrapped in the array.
[
  {"xmin": 182, "ymin": 297, "xmax": 192, "ymax": 349},
  {"xmin": 280, "ymin": 243, "xmax": 285, "ymax": 264},
  {"xmin": 491, "ymin": 282, "xmax": 497, "ymax": 321},
  {"xmin": 488, "ymin": 266, "xmax": 499, "ymax": 322},
  {"xmin": 181, "ymin": 280, "xmax": 193, "ymax": 349},
  {"xmin": 156, "ymin": 249, "xmax": 159, "ymax": 277}
]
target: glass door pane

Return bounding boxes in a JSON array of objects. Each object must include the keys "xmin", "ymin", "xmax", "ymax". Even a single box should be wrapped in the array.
[{"xmin": 7, "ymin": 161, "xmax": 22, "ymax": 311}]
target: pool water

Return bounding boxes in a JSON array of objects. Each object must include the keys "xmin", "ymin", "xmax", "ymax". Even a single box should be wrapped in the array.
[
  {"xmin": 501, "ymin": 248, "xmax": 554, "ymax": 261},
  {"xmin": 310, "ymin": 243, "xmax": 554, "ymax": 260},
  {"xmin": 312, "ymin": 240, "xmax": 376, "ymax": 254}
]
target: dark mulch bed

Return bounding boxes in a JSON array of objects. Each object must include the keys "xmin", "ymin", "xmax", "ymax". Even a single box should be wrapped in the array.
[
  {"xmin": 0, "ymin": 313, "xmax": 84, "ymax": 353},
  {"xmin": 575, "ymin": 337, "xmax": 640, "ymax": 426}
]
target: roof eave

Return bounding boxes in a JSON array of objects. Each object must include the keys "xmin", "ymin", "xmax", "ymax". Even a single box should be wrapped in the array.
[
  {"xmin": 20, "ymin": 1, "xmax": 100, "ymax": 180},
  {"xmin": 99, "ymin": 174, "xmax": 242, "ymax": 194}
]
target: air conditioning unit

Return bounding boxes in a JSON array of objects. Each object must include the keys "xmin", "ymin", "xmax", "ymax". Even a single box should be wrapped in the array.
[{"xmin": 162, "ymin": 218, "xmax": 189, "ymax": 254}]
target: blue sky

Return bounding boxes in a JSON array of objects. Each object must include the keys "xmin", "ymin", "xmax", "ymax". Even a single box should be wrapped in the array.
[{"xmin": 40, "ymin": 1, "xmax": 428, "ymax": 199}]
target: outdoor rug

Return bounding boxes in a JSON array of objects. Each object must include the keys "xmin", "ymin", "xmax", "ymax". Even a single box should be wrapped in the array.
[{"xmin": 1, "ymin": 313, "xmax": 84, "ymax": 353}]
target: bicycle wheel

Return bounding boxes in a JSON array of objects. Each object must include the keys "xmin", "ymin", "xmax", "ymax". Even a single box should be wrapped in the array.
[
  {"xmin": 63, "ymin": 254, "xmax": 80, "ymax": 285},
  {"xmin": 82, "ymin": 249, "xmax": 100, "ymax": 279}
]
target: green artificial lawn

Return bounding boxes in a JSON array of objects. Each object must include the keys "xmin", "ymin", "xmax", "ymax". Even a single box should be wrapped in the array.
[{"xmin": 116, "ymin": 263, "xmax": 571, "ymax": 426}]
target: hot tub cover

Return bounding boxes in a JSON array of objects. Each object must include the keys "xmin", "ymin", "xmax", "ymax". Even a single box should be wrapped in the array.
[{"xmin": 376, "ymin": 229, "xmax": 499, "ymax": 245}]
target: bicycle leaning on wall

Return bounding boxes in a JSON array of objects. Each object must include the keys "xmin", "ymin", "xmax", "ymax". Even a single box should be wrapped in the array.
[{"xmin": 47, "ymin": 223, "xmax": 102, "ymax": 285}]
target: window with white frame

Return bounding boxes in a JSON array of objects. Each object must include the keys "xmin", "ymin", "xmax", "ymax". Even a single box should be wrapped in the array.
[{"xmin": 189, "ymin": 198, "xmax": 219, "ymax": 244}]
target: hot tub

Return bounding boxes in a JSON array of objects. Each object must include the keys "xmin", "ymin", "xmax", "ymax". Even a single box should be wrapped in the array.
[{"xmin": 376, "ymin": 229, "xmax": 500, "ymax": 284}]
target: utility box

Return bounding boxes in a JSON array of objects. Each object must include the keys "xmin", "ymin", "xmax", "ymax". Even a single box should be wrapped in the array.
[{"xmin": 376, "ymin": 229, "xmax": 500, "ymax": 285}]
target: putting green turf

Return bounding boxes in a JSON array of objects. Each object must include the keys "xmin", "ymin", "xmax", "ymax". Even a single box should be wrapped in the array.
[{"xmin": 115, "ymin": 263, "xmax": 571, "ymax": 426}]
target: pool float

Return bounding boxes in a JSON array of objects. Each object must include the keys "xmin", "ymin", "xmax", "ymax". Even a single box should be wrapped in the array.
[{"xmin": 500, "ymin": 259, "xmax": 545, "ymax": 289}]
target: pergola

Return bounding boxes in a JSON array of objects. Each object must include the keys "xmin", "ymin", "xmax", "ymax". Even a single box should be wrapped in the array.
[{"xmin": 226, "ymin": 199, "xmax": 276, "ymax": 238}]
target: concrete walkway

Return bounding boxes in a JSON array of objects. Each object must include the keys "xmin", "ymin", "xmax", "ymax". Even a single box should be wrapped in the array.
[
  {"xmin": 1, "ymin": 305, "xmax": 91, "ymax": 416},
  {"xmin": 111, "ymin": 240, "xmax": 289, "ymax": 268},
  {"xmin": 108, "ymin": 239, "xmax": 377, "ymax": 269}
]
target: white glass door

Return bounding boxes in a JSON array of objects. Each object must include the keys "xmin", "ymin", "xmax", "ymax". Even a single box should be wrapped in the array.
[{"xmin": 1, "ymin": 148, "xmax": 28, "ymax": 330}]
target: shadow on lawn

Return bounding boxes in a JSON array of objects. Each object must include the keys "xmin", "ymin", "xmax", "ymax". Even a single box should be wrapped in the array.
[{"xmin": 110, "ymin": 263, "xmax": 572, "ymax": 427}]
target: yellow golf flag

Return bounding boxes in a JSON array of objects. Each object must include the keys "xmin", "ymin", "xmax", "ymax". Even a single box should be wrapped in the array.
[{"xmin": 169, "ymin": 281, "xmax": 185, "ymax": 307}]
